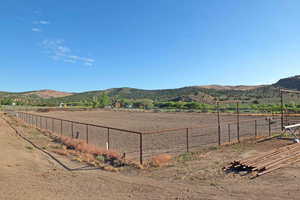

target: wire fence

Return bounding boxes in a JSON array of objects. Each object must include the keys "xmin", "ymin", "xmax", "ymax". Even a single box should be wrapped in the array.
[{"xmin": 4, "ymin": 108, "xmax": 286, "ymax": 165}]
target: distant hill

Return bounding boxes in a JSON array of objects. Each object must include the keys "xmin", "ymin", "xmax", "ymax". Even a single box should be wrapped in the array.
[
  {"xmin": 23, "ymin": 90, "xmax": 74, "ymax": 99},
  {"xmin": 1, "ymin": 75, "xmax": 300, "ymax": 105},
  {"xmin": 274, "ymin": 75, "xmax": 300, "ymax": 91},
  {"xmin": 0, "ymin": 90, "xmax": 73, "ymax": 99},
  {"xmin": 57, "ymin": 87, "xmax": 217, "ymax": 103},
  {"xmin": 198, "ymin": 85, "xmax": 265, "ymax": 91}
]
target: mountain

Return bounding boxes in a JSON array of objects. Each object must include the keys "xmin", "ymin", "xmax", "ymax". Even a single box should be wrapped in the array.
[
  {"xmin": 274, "ymin": 75, "xmax": 300, "ymax": 91},
  {"xmin": 1, "ymin": 75, "xmax": 300, "ymax": 105}
]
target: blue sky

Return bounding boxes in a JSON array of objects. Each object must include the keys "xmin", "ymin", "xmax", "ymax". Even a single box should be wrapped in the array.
[{"xmin": 1, "ymin": 0, "xmax": 300, "ymax": 92}]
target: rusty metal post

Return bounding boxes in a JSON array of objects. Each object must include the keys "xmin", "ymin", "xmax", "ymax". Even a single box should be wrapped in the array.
[
  {"xmin": 268, "ymin": 118, "xmax": 271, "ymax": 136},
  {"xmin": 86, "ymin": 124, "xmax": 89, "ymax": 144},
  {"xmin": 71, "ymin": 122, "xmax": 74, "ymax": 138},
  {"xmin": 107, "ymin": 128, "xmax": 110, "ymax": 150},
  {"xmin": 139, "ymin": 133, "xmax": 143, "ymax": 165},
  {"xmin": 40, "ymin": 116, "xmax": 42, "ymax": 128},
  {"xmin": 237, "ymin": 102, "xmax": 240, "ymax": 143},
  {"xmin": 280, "ymin": 89, "xmax": 284, "ymax": 130},
  {"xmin": 255, "ymin": 120, "xmax": 257, "ymax": 137},
  {"xmin": 186, "ymin": 128, "xmax": 189, "ymax": 152},
  {"xmin": 228, "ymin": 124, "xmax": 231, "ymax": 143},
  {"xmin": 217, "ymin": 102, "xmax": 221, "ymax": 146}
]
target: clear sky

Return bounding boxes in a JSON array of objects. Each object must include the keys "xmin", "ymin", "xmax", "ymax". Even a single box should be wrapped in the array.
[{"xmin": 1, "ymin": 0, "xmax": 300, "ymax": 92}]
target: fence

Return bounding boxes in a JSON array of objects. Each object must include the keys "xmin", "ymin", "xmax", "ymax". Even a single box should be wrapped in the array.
[{"xmin": 5, "ymin": 108, "xmax": 286, "ymax": 165}]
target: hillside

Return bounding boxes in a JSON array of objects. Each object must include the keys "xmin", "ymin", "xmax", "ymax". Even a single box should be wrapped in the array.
[
  {"xmin": 274, "ymin": 75, "xmax": 300, "ymax": 90},
  {"xmin": 198, "ymin": 85, "xmax": 265, "ymax": 91},
  {"xmin": 23, "ymin": 90, "xmax": 73, "ymax": 99},
  {"xmin": 55, "ymin": 87, "xmax": 217, "ymax": 103},
  {"xmin": 1, "ymin": 75, "xmax": 300, "ymax": 105}
]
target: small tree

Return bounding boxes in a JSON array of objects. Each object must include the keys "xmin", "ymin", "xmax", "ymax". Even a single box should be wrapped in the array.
[{"xmin": 98, "ymin": 93, "xmax": 111, "ymax": 108}]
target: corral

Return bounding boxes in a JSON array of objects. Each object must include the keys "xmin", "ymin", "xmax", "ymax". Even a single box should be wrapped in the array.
[{"xmin": 15, "ymin": 109, "xmax": 286, "ymax": 164}]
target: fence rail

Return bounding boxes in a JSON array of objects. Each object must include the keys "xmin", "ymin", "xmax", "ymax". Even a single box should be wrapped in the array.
[{"xmin": 4, "ymin": 109, "xmax": 287, "ymax": 165}]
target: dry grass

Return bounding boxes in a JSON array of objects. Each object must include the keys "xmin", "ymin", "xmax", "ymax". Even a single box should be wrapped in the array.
[
  {"xmin": 51, "ymin": 149, "xmax": 69, "ymax": 156},
  {"xmin": 56, "ymin": 135, "xmax": 121, "ymax": 160},
  {"xmin": 149, "ymin": 154, "xmax": 173, "ymax": 167}
]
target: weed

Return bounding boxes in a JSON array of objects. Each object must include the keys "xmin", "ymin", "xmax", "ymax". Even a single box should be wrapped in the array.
[
  {"xmin": 208, "ymin": 146, "xmax": 219, "ymax": 151},
  {"xmin": 25, "ymin": 146, "xmax": 33, "ymax": 150},
  {"xmin": 232, "ymin": 143, "xmax": 244, "ymax": 152},
  {"xmin": 96, "ymin": 155, "xmax": 105, "ymax": 162},
  {"xmin": 177, "ymin": 152, "xmax": 195, "ymax": 162}
]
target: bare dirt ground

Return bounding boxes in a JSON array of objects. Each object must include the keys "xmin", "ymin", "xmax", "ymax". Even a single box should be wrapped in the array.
[
  {"xmin": 0, "ymin": 113, "xmax": 207, "ymax": 200},
  {"xmin": 34, "ymin": 110, "xmax": 268, "ymax": 131},
  {"xmin": 0, "ymin": 111, "xmax": 300, "ymax": 200},
  {"xmin": 30, "ymin": 110, "xmax": 281, "ymax": 161},
  {"xmin": 1, "ymin": 112, "xmax": 300, "ymax": 199}
]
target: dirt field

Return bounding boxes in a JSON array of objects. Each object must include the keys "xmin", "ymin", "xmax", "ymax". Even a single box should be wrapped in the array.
[
  {"xmin": 33, "ymin": 110, "xmax": 269, "ymax": 131},
  {"xmin": 26, "ymin": 110, "xmax": 282, "ymax": 161},
  {"xmin": 2, "ymin": 112, "xmax": 300, "ymax": 200}
]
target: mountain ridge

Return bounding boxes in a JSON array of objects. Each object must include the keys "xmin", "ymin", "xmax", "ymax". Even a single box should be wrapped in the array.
[{"xmin": 1, "ymin": 75, "xmax": 300, "ymax": 104}]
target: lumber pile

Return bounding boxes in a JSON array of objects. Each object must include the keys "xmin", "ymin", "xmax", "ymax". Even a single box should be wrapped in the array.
[{"xmin": 224, "ymin": 143, "xmax": 300, "ymax": 178}]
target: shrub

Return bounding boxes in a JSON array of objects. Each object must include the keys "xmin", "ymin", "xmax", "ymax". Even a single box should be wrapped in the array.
[{"xmin": 150, "ymin": 154, "xmax": 172, "ymax": 167}]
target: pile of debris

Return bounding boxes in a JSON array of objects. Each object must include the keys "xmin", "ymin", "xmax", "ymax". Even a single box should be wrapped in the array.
[{"xmin": 224, "ymin": 143, "xmax": 300, "ymax": 178}]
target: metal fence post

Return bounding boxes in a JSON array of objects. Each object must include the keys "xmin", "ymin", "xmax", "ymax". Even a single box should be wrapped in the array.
[
  {"xmin": 237, "ymin": 102, "xmax": 240, "ymax": 143},
  {"xmin": 107, "ymin": 128, "xmax": 110, "ymax": 150},
  {"xmin": 60, "ymin": 120, "xmax": 63, "ymax": 135},
  {"xmin": 280, "ymin": 89, "xmax": 284, "ymax": 130},
  {"xmin": 255, "ymin": 120, "xmax": 257, "ymax": 137},
  {"xmin": 186, "ymin": 128, "xmax": 189, "ymax": 152},
  {"xmin": 86, "ymin": 125, "xmax": 89, "ymax": 144},
  {"xmin": 139, "ymin": 133, "xmax": 143, "ymax": 165},
  {"xmin": 269, "ymin": 118, "xmax": 271, "ymax": 136},
  {"xmin": 217, "ymin": 102, "xmax": 221, "ymax": 145},
  {"xmin": 71, "ymin": 122, "xmax": 74, "ymax": 138}
]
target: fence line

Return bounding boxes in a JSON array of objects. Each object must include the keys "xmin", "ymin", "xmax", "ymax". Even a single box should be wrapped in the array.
[{"xmin": 4, "ymin": 110, "xmax": 285, "ymax": 165}]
